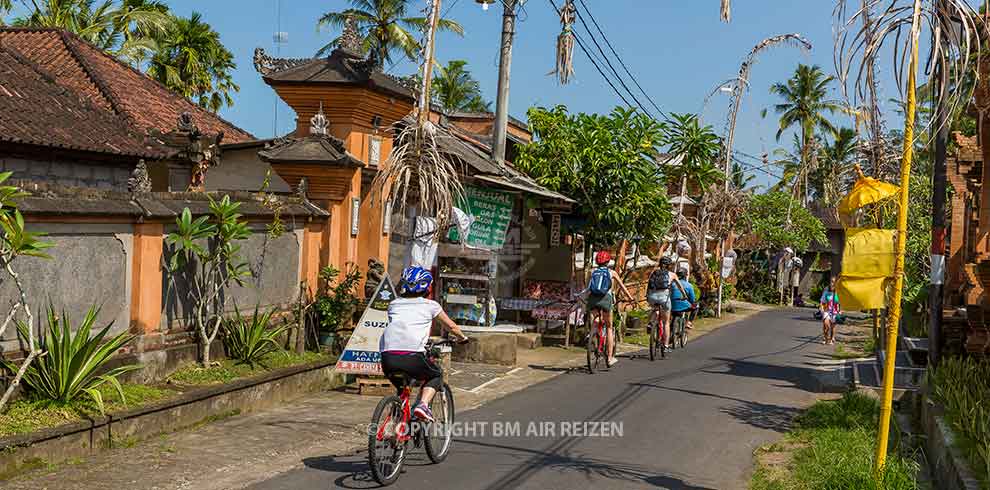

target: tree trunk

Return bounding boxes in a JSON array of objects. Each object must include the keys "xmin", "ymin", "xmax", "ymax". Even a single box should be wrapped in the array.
[{"xmin": 201, "ymin": 337, "xmax": 211, "ymax": 366}]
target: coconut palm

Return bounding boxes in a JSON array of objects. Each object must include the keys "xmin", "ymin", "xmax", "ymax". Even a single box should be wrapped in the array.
[
  {"xmin": 316, "ymin": 0, "xmax": 463, "ymax": 67},
  {"xmin": 1, "ymin": 0, "xmax": 12, "ymax": 24},
  {"xmin": 433, "ymin": 60, "xmax": 491, "ymax": 113},
  {"xmin": 15, "ymin": 0, "xmax": 169, "ymax": 59},
  {"xmin": 812, "ymin": 127, "xmax": 858, "ymax": 207},
  {"xmin": 770, "ymin": 64, "xmax": 842, "ymax": 205},
  {"xmin": 730, "ymin": 161, "xmax": 756, "ymax": 190},
  {"xmin": 146, "ymin": 12, "xmax": 238, "ymax": 113}
]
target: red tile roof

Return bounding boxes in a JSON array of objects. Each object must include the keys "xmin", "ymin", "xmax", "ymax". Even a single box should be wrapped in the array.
[
  {"xmin": 0, "ymin": 28, "xmax": 253, "ymax": 146},
  {"xmin": 0, "ymin": 43, "xmax": 166, "ymax": 158}
]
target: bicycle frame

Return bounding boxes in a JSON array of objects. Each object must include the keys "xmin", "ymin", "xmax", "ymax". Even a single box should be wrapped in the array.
[
  {"xmin": 590, "ymin": 310, "xmax": 607, "ymax": 354},
  {"xmin": 376, "ymin": 385, "xmax": 415, "ymax": 444}
]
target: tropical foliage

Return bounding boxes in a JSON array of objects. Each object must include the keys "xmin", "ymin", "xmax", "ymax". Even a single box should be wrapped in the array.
[
  {"xmin": 737, "ymin": 191, "xmax": 826, "ymax": 251},
  {"xmin": 11, "ymin": 1, "xmax": 237, "ymax": 112},
  {"xmin": 664, "ymin": 113, "xmax": 724, "ymax": 194},
  {"xmin": 314, "ymin": 265, "xmax": 363, "ymax": 336},
  {"xmin": 146, "ymin": 12, "xmax": 239, "ymax": 112},
  {"xmin": 769, "ymin": 64, "xmax": 843, "ymax": 203},
  {"xmin": 223, "ymin": 305, "xmax": 287, "ymax": 368},
  {"xmin": 811, "ymin": 127, "xmax": 858, "ymax": 208},
  {"xmin": 165, "ymin": 196, "xmax": 252, "ymax": 366},
  {"xmin": 316, "ymin": 0, "xmax": 463, "ymax": 66},
  {"xmin": 433, "ymin": 59, "xmax": 491, "ymax": 113},
  {"xmin": 13, "ymin": 0, "xmax": 169, "ymax": 62},
  {"xmin": 929, "ymin": 357, "xmax": 990, "ymax": 487},
  {"xmin": 0, "ymin": 171, "xmax": 53, "ymax": 413},
  {"xmin": 517, "ymin": 105, "xmax": 672, "ymax": 246},
  {"xmin": 2, "ymin": 305, "xmax": 138, "ymax": 415}
]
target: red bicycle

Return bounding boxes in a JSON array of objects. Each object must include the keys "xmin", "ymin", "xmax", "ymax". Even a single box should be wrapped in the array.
[
  {"xmin": 368, "ymin": 339, "xmax": 459, "ymax": 486},
  {"xmin": 586, "ymin": 308, "xmax": 607, "ymax": 373},
  {"xmin": 648, "ymin": 304, "xmax": 666, "ymax": 361}
]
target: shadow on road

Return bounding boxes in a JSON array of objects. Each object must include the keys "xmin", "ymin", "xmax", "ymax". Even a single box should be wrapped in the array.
[
  {"xmin": 458, "ymin": 439, "xmax": 719, "ymax": 490},
  {"xmin": 527, "ymin": 364, "xmax": 587, "ymax": 374},
  {"xmin": 302, "ymin": 456, "xmax": 378, "ymax": 489}
]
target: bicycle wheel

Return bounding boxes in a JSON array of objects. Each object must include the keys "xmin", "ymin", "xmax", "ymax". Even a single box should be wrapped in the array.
[
  {"xmin": 648, "ymin": 316, "xmax": 657, "ymax": 362},
  {"xmin": 424, "ymin": 384, "xmax": 454, "ymax": 463},
  {"xmin": 680, "ymin": 319, "xmax": 688, "ymax": 349},
  {"xmin": 368, "ymin": 395, "xmax": 406, "ymax": 486},
  {"xmin": 676, "ymin": 316, "xmax": 686, "ymax": 349},
  {"xmin": 658, "ymin": 317, "xmax": 666, "ymax": 359},
  {"xmin": 586, "ymin": 329, "xmax": 596, "ymax": 374}
]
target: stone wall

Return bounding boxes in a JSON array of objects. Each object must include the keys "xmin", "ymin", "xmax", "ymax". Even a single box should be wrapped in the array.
[
  {"xmin": 0, "ymin": 188, "xmax": 328, "ymax": 383},
  {"xmin": 0, "ymin": 155, "xmax": 132, "ymax": 191},
  {"xmin": 0, "ymin": 224, "xmax": 133, "ymax": 354}
]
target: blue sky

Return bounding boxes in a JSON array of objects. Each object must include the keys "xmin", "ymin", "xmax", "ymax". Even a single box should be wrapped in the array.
[{"xmin": 11, "ymin": 1, "xmax": 948, "ymax": 186}]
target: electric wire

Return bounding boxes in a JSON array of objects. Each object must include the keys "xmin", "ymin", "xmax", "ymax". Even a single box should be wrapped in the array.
[{"xmin": 573, "ymin": 0, "xmax": 668, "ymax": 120}]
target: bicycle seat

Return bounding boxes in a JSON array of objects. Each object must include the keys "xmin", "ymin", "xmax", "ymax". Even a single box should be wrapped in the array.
[{"xmin": 388, "ymin": 372, "xmax": 415, "ymax": 389}]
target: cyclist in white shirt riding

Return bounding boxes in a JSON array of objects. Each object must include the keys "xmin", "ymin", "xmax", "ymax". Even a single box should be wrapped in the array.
[{"xmin": 380, "ymin": 266, "xmax": 468, "ymax": 423}]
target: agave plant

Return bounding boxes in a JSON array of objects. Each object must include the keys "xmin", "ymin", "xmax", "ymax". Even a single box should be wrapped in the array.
[
  {"xmin": 223, "ymin": 305, "xmax": 287, "ymax": 367},
  {"xmin": 2, "ymin": 305, "xmax": 138, "ymax": 414}
]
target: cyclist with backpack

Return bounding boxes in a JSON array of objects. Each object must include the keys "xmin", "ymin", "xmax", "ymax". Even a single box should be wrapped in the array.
[
  {"xmin": 647, "ymin": 256, "xmax": 676, "ymax": 352},
  {"xmin": 585, "ymin": 250, "xmax": 633, "ymax": 367}
]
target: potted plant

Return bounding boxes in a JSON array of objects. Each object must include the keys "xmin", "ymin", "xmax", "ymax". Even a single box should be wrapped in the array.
[{"xmin": 314, "ymin": 265, "xmax": 362, "ymax": 351}]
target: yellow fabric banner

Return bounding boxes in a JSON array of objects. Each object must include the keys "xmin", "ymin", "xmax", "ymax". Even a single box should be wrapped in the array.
[
  {"xmin": 836, "ymin": 177, "xmax": 899, "ymax": 216},
  {"xmin": 841, "ymin": 228, "xmax": 896, "ymax": 279},
  {"xmin": 836, "ymin": 276, "xmax": 888, "ymax": 311}
]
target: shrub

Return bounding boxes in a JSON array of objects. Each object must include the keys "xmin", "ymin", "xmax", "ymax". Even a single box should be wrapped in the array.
[
  {"xmin": 223, "ymin": 305, "xmax": 288, "ymax": 367},
  {"xmin": 929, "ymin": 357, "xmax": 990, "ymax": 487},
  {"xmin": 314, "ymin": 264, "xmax": 362, "ymax": 335},
  {"xmin": 2, "ymin": 306, "xmax": 138, "ymax": 414}
]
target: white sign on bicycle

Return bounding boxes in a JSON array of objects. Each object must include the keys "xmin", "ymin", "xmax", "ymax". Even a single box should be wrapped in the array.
[{"xmin": 334, "ymin": 276, "xmax": 396, "ymax": 375}]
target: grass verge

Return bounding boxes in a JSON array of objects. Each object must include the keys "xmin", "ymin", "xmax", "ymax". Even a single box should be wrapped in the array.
[
  {"xmin": 167, "ymin": 351, "xmax": 332, "ymax": 386},
  {"xmin": 751, "ymin": 392, "xmax": 920, "ymax": 490},
  {"xmin": 0, "ymin": 384, "xmax": 175, "ymax": 438}
]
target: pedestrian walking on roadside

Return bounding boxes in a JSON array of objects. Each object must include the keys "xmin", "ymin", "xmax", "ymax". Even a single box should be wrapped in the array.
[{"xmin": 819, "ymin": 276, "xmax": 841, "ymax": 345}]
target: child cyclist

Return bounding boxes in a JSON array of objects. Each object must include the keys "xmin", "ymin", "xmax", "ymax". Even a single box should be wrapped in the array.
[{"xmin": 380, "ymin": 266, "xmax": 468, "ymax": 422}]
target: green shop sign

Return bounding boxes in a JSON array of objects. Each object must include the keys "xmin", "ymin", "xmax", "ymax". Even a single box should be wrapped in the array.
[{"xmin": 448, "ymin": 186, "xmax": 514, "ymax": 249}]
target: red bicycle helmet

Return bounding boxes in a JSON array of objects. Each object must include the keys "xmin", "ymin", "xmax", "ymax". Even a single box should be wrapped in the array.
[{"xmin": 595, "ymin": 250, "xmax": 612, "ymax": 266}]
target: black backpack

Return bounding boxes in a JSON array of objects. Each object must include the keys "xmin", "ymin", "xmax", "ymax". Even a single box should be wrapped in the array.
[{"xmin": 648, "ymin": 269, "xmax": 670, "ymax": 291}]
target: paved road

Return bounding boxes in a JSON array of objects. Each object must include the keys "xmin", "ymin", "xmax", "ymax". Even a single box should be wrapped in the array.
[{"xmin": 249, "ymin": 308, "xmax": 832, "ymax": 490}]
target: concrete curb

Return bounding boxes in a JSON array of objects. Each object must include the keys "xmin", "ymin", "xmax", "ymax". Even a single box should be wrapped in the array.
[
  {"xmin": 922, "ymin": 398, "xmax": 984, "ymax": 490},
  {"xmin": 0, "ymin": 359, "xmax": 345, "ymax": 479}
]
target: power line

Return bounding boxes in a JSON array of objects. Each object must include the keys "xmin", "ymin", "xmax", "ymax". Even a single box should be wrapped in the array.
[
  {"xmin": 547, "ymin": 0, "xmax": 635, "ymax": 109},
  {"xmin": 386, "ymin": 0, "xmax": 462, "ymax": 75},
  {"xmin": 573, "ymin": 0, "xmax": 667, "ymax": 120},
  {"xmin": 566, "ymin": 0, "xmax": 655, "ymax": 119}
]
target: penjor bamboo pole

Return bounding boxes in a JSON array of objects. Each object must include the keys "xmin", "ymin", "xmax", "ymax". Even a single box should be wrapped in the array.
[{"xmin": 875, "ymin": 0, "xmax": 921, "ymax": 476}]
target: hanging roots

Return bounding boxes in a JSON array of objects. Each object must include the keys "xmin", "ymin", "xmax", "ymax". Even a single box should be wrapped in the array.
[
  {"xmin": 721, "ymin": 0, "xmax": 731, "ymax": 23},
  {"xmin": 371, "ymin": 120, "xmax": 465, "ymax": 236},
  {"xmin": 555, "ymin": 0, "xmax": 576, "ymax": 85}
]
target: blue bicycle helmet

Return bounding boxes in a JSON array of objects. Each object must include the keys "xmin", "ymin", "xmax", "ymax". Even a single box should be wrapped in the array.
[{"xmin": 400, "ymin": 266, "xmax": 433, "ymax": 295}]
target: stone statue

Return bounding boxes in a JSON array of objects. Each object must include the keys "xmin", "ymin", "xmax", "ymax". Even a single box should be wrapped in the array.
[
  {"xmin": 128, "ymin": 159, "xmax": 152, "ymax": 193},
  {"xmin": 365, "ymin": 258, "xmax": 385, "ymax": 298},
  {"xmin": 296, "ymin": 177, "xmax": 309, "ymax": 198}
]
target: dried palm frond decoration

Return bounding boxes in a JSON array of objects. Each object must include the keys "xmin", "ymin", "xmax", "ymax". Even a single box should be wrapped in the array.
[
  {"xmin": 834, "ymin": 0, "xmax": 987, "ymax": 140},
  {"xmin": 719, "ymin": 34, "xmax": 812, "ymax": 182},
  {"xmin": 372, "ymin": 120, "xmax": 464, "ymax": 232},
  {"xmin": 721, "ymin": 0, "xmax": 731, "ymax": 23},
  {"xmin": 555, "ymin": 0, "xmax": 576, "ymax": 85},
  {"xmin": 370, "ymin": 0, "xmax": 465, "ymax": 235}
]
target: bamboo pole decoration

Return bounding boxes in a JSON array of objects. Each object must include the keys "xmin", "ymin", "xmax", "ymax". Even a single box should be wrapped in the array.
[
  {"xmin": 416, "ymin": 0, "xmax": 443, "ymax": 130},
  {"xmin": 875, "ymin": 0, "xmax": 921, "ymax": 475}
]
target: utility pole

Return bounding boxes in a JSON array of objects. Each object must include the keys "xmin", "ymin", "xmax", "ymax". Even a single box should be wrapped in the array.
[
  {"xmin": 929, "ymin": 0, "xmax": 950, "ymax": 368},
  {"xmin": 491, "ymin": 0, "xmax": 523, "ymax": 163}
]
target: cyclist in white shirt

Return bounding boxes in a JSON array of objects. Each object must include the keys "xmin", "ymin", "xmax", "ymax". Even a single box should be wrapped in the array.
[{"xmin": 380, "ymin": 266, "xmax": 467, "ymax": 422}]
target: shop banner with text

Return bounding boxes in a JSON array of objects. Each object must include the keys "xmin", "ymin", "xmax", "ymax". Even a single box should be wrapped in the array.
[{"xmin": 448, "ymin": 185, "xmax": 514, "ymax": 249}]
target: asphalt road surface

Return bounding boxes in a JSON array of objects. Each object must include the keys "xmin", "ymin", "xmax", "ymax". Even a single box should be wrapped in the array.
[{"xmin": 249, "ymin": 308, "xmax": 831, "ymax": 490}]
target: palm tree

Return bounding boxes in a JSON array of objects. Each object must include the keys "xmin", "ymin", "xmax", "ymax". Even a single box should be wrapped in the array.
[
  {"xmin": 147, "ymin": 12, "xmax": 238, "ymax": 113},
  {"xmin": 316, "ymin": 0, "xmax": 463, "ymax": 67},
  {"xmin": 433, "ymin": 60, "xmax": 491, "ymax": 113},
  {"xmin": 15, "ymin": 0, "xmax": 169, "ymax": 59},
  {"xmin": 769, "ymin": 64, "xmax": 842, "ymax": 204},
  {"xmin": 730, "ymin": 161, "xmax": 756, "ymax": 190},
  {"xmin": 1, "ymin": 0, "xmax": 13, "ymax": 24},
  {"xmin": 812, "ymin": 127, "xmax": 858, "ymax": 207},
  {"xmin": 664, "ymin": 112, "xmax": 723, "ymax": 223}
]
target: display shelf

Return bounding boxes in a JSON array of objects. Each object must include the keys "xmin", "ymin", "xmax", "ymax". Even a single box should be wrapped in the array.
[{"xmin": 441, "ymin": 273, "xmax": 490, "ymax": 281}]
